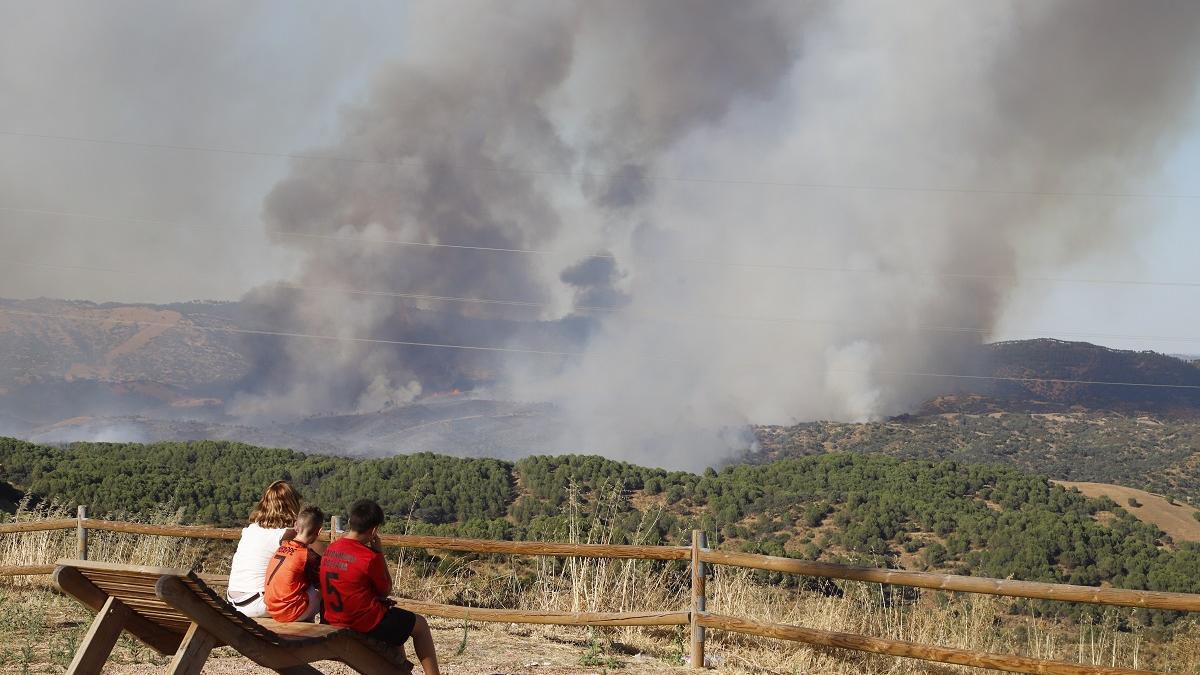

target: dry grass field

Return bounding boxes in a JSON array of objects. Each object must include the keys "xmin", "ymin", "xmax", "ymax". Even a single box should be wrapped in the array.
[
  {"xmin": 1056, "ymin": 481, "xmax": 1200, "ymax": 543},
  {"xmin": 2, "ymin": 501, "xmax": 1199, "ymax": 674}
]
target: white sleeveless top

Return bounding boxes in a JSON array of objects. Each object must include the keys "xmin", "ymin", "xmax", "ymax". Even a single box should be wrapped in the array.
[{"xmin": 227, "ymin": 523, "xmax": 288, "ymax": 595}]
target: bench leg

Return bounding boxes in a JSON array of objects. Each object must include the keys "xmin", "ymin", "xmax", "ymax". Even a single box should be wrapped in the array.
[
  {"xmin": 166, "ymin": 622, "xmax": 218, "ymax": 675},
  {"xmin": 67, "ymin": 595, "xmax": 131, "ymax": 675}
]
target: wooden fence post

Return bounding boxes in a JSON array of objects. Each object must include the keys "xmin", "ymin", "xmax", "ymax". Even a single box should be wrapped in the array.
[
  {"xmin": 331, "ymin": 515, "xmax": 341, "ymax": 539},
  {"xmin": 77, "ymin": 505, "xmax": 88, "ymax": 561},
  {"xmin": 690, "ymin": 529, "xmax": 707, "ymax": 668}
]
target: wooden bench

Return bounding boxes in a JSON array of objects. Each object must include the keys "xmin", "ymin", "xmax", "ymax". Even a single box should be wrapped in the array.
[{"xmin": 52, "ymin": 558, "xmax": 413, "ymax": 675}]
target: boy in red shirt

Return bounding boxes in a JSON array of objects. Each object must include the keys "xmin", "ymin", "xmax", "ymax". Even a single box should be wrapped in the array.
[
  {"xmin": 321, "ymin": 499, "xmax": 440, "ymax": 674},
  {"xmin": 265, "ymin": 505, "xmax": 325, "ymax": 623}
]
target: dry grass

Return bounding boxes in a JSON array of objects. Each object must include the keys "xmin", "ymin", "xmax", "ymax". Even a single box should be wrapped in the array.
[
  {"xmin": 383, "ymin": 483, "xmax": 1200, "ymax": 674},
  {"xmin": 1056, "ymin": 481, "xmax": 1200, "ymax": 543},
  {"xmin": 0, "ymin": 498, "xmax": 218, "ymax": 587},
  {"xmin": 3, "ymin": 493, "xmax": 1200, "ymax": 674}
]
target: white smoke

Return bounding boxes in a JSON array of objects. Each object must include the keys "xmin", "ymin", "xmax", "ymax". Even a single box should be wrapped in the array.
[{"xmin": 235, "ymin": 0, "xmax": 1200, "ymax": 468}]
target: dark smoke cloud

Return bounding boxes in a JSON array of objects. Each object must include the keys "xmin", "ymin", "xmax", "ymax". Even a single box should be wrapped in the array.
[
  {"xmin": 238, "ymin": 0, "xmax": 1200, "ymax": 468},
  {"xmin": 559, "ymin": 256, "xmax": 627, "ymax": 309},
  {"xmin": 233, "ymin": 0, "xmax": 804, "ymax": 417}
]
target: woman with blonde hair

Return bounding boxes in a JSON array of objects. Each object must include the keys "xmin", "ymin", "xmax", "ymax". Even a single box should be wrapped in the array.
[{"xmin": 227, "ymin": 480, "xmax": 303, "ymax": 617}]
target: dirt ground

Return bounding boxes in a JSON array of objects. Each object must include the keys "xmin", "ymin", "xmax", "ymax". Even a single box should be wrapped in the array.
[
  {"xmin": 102, "ymin": 621, "xmax": 695, "ymax": 675},
  {"xmin": 1056, "ymin": 480, "xmax": 1200, "ymax": 542}
]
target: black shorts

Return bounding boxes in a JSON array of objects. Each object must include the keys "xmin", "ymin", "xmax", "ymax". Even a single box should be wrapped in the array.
[{"xmin": 365, "ymin": 607, "xmax": 417, "ymax": 646}]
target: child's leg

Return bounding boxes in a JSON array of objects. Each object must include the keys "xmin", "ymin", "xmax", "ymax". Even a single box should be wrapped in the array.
[
  {"xmin": 298, "ymin": 586, "xmax": 322, "ymax": 622},
  {"xmin": 409, "ymin": 615, "xmax": 440, "ymax": 675},
  {"xmin": 365, "ymin": 609, "xmax": 422, "ymax": 670}
]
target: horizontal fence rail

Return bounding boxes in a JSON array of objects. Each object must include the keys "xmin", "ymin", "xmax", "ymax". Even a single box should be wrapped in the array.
[
  {"xmin": 700, "ymin": 549, "xmax": 1200, "ymax": 612},
  {"xmin": 394, "ymin": 599, "xmax": 690, "ymax": 627},
  {"xmin": 378, "ymin": 533, "xmax": 691, "ymax": 561},
  {"xmin": 0, "ymin": 564, "xmax": 54, "ymax": 576},
  {"xmin": 3, "ymin": 514, "xmax": 1198, "ymax": 674},
  {"xmin": 83, "ymin": 520, "xmax": 244, "ymax": 541},
  {"xmin": 697, "ymin": 614, "xmax": 1156, "ymax": 675},
  {"xmin": 0, "ymin": 518, "xmax": 79, "ymax": 534},
  {"xmin": 0, "ymin": 519, "xmax": 692, "ymax": 559}
]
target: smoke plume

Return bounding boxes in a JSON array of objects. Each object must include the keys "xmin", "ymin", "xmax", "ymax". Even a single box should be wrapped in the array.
[{"xmin": 239, "ymin": 0, "xmax": 1200, "ymax": 468}]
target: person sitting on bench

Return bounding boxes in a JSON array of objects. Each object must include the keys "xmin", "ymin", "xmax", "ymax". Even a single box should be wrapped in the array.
[
  {"xmin": 228, "ymin": 480, "xmax": 302, "ymax": 617},
  {"xmin": 321, "ymin": 499, "xmax": 440, "ymax": 674},
  {"xmin": 265, "ymin": 505, "xmax": 325, "ymax": 623}
]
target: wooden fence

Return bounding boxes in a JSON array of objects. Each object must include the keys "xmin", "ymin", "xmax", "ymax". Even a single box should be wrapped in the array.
[{"xmin": 3, "ymin": 511, "xmax": 1199, "ymax": 675}]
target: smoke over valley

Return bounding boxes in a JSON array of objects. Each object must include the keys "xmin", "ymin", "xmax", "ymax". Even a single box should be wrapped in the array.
[{"xmin": 4, "ymin": 1, "xmax": 1200, "ymax": 468}]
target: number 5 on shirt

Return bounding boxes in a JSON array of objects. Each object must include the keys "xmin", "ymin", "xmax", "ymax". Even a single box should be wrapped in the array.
[{"xmin": 325, "ymin": 571, "xmax": 345, "ymax": 612}]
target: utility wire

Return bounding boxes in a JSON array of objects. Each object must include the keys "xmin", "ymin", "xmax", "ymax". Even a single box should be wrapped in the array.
[
  {"xmin": 860, "ymin": 370, "xmax": 1200, "ymax": 390},
  {"xmin": 0, "ymin": 259, "xmax": 133, "ymax": 275},
  {"xmin": 0, "ymin": 308, "xmax": 578, "ymax": 357},
  {"xmin": 3, "ymin": 220, "xmax": 1199, "ymax": 344},
  {"xmin": 2, "ymin": 128, "xmax": 1199, "ymax": 201},
  {"xmin": 5, "ymin": 204, "xmax": 1200, "ymax": 289},
  {"xmin": 2, "ymin": 251, "xmax": 1197, "ymax": 344},
  {"xmin": 4, "ymin": 308, "xmax": 1200, "ymax": 390},
  {"xmin": 274, "ymin": 282, "xmax": 1200, "ymax": 345}
]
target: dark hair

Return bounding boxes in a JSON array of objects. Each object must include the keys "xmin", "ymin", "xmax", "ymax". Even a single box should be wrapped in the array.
[
  {"xmin": 347, "ymin": 499, "xmax": 385, "ymax": 533},
  {"xmin": 295, "ymin": 505, "xmax": 325, "ymax": 534}
]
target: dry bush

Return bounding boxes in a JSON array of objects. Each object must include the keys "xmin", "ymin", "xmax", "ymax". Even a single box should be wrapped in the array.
[
  {"xmin": 378, "ymin": 483, "xmax": 1188, "ymax": 674},
  {"xmin": 0, "ymin": 499, "xmax": 75, "ymax": 587},
  {"xmin": 0, "ymin": 498, "xmax": 213, "ymax": 589},
  {"xmin": 2, "ymin": 499, "xmax": 1198, "ymax": 674}
]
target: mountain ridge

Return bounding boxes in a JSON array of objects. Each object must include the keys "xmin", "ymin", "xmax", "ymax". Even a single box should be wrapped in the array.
[{"xmin": 4, "ymin": 297, "xmax": 1200, "ymax": 464}]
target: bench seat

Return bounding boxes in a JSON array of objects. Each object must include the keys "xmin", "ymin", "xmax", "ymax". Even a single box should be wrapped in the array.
[{"xmin": 52, "ymin": 558, "xmax": 412, "ymax": 675}]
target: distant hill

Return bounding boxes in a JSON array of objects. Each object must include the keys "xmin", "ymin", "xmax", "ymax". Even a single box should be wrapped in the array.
[
  {"xmin": 940, "ymin": 338, "xmax": 1200, "ymax": 415},
  {"xmin": 752, "ymin": 411, "xmax": 1200, "ymax": 502},
  {"xmin": 0, "ymin": 298, "xmax": 247, "ymax": 427},
  {"xmin": 5, "ymin": 299, "xmax": 1199, "ymax": 419},
  {"xmin": 0, "ymin": 297, "xmax": 249, "ymax": 390},
  {"xmin": 745, "ymin": 341, "xmax": 1200, "ymax": 501},
  {"xmin": 0, "ymin": 297, "xmax": 567, "ymax": 440},
  {"xmin": 4, "ymin": 296, "xmax": 1200, "ymax": 462},
  {"xmin": 20, "ymin": 398, "xmax": 569, "ymax": 459}
]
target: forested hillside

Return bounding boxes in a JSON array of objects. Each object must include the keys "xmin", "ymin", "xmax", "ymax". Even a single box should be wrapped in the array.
[
  {"xmin": 3, "ymin": 437, "xmax": 1198, "ymax": 609},
  {"xmin": 754, "ymin": 412, "xmax": 1200, "ymax": 501},
  {"xmin": 980, "ymin": 339, "xmax": 1200, "ymax": 412}
]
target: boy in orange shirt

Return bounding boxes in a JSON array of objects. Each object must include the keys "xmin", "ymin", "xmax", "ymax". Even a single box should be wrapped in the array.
[{"xmin": 265, "ymin": 505, "xmax": 325, "ymax": 623}]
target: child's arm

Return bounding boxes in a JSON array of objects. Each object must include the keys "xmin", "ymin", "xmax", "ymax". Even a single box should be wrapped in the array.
[
  {"xmin": 367, "ymin": 536, "xmax": 393, "ymax": 597},
  {"xmin": 304, "ymin": 549, "xmax": 321, "ymax": 588}
]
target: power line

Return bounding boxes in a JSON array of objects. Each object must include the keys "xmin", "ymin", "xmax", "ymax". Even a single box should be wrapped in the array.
[
  {"xmin": 3, "ymin": 246, "xmax": 1198, "ymax": 344},
  {"xmin": 275, "ymin": 282, "xmax": 1200, "ymax": 345},
  {"xmin": 0, "ymin": 308, "xmax": 578, "ymax": 357},
  {"xmin": 3, "ymin": 128, "xmax": 1200, "ymax": 201},
  {"xmin": 3, "ymin": 216, "xmax": 1199, "ymax": 344},
  {"xmin": 5, "ymin": 204, "xmax": 1200, "ymax": 289},
  {"xmin": 0, "ymin": 259, "xmax": 133, "ymax": 275},
  {"xmin": 862, "ymin": 369, "xmax": 1200, "ymax": 390},
  {"xmin": 4, "ymin": 307, "xmax": 1200, "ymax": 391}
]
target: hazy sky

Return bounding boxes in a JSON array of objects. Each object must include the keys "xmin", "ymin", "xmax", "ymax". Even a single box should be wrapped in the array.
[
  {"xmin": 992, "ymin": 122, "xmax": 1200, "ymax": 354},
  {"xmin": 1, "ymin": 0, "xmax": 1198, "ymax": 356},
  {"xmin": 0, "ymin": 1, "xmax": 408, "ymax": 302}
]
